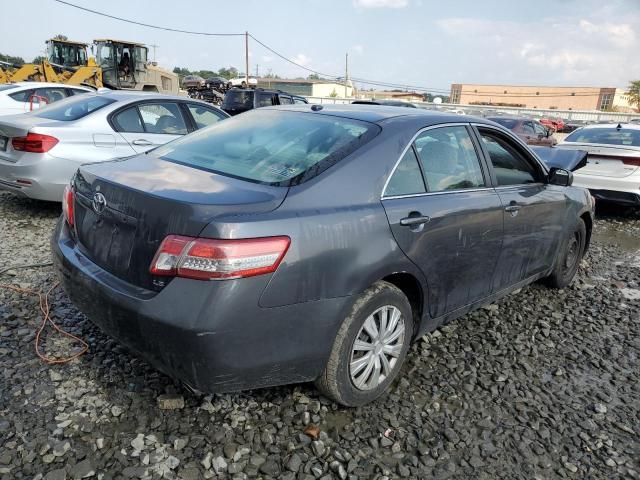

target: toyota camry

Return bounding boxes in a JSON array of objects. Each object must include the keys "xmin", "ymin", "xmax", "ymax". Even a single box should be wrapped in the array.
[{"xmin": 52, "ymin": 105, "xmax": 594, "ymax": 406}]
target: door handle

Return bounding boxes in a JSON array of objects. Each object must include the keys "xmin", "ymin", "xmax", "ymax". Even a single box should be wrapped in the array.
[
  {"xmin": 400, "ymin": 215, "xmax": 431, "ymax": 227},
  {"xmin": 132, "ymin": 139, "xmax": 153, "ymax": 146},
  {"xmin": 504, "ymin": 205, "xmax": 521, "ymax": 212}
]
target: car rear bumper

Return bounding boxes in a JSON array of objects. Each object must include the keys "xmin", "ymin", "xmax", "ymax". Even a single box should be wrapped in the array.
[
  {"xmin": 573, "ymin": 172, "xmax": 640, "ymax": 206},
  {"xmin": 51, "ymin": 219, "xmax": 351, "ymax": 393},
  {"xmin": 0, "ymin": 154, "xmax": 76, "ymax": 202}
]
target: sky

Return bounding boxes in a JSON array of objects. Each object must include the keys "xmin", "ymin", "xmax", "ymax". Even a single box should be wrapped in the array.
[{"xmin": 1, "ymin": 0, "xmax": 639, "ymax": 93}]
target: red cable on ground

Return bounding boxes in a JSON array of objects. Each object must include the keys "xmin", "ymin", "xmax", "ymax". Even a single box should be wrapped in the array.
[{"xmin": 0, "ymin": 282, "xmax": 88, "ymax": 364}]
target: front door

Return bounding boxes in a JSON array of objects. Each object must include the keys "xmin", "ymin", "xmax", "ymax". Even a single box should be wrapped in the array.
[
  {"xmin": 114, "ymin": 102, "xmax": 188, "ymax": 153},
  {"xmin": 475, "ymin": 127, "xmax": 566, "ymax": 291},
  {"xmin": 382, "ymin": 125, "xmax": 504, "ymax": 318}
]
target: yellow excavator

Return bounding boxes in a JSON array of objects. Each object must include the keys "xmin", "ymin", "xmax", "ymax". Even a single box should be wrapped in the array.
[{"xmin": 0, "ymin": 38, "xmax": 178, "ymax": 94}]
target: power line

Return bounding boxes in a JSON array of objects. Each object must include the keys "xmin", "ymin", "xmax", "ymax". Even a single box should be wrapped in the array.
[{"xmin": 53, "ymin": 0, "xmax": 244, "ymax": 36}]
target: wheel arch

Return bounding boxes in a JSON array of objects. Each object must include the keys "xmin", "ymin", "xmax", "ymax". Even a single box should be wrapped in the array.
[
  {"xmin": 381, "ymin": 272, "xmax": 424, "ymax": 340},
  {"xmin": 580, "ymin": 211, "xmax": 593, "ymax": 252}
]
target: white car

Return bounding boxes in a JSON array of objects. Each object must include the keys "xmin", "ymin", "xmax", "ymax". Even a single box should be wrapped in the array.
[
  {"xmin": 0, "ymin": 90, "xmax": 229, "ymax": 201},
  {"xmin": 556, "ymin": 123, "xmax": 640, "ymax": 206},
  {"xmin": 0, "ymin": 82, "xmax": 93, "ymax": 116},
  {"xmin": 227, "ymin": 75, "xmax": 258, "ymax": 89}
]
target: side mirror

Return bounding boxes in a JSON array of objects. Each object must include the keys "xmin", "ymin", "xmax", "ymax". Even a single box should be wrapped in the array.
[
  {"xmin": 546, "ymin": 128, "xmax": 552, "ymax": 138},
  {"xmin": 548, "ymin": 167, "xmax": 573, "ymax": 187}
]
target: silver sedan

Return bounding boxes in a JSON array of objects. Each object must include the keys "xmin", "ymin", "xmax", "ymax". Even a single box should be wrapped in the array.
[{"xmin": 0, "ymin": 90, "xmax": 229, "ymax": 201}]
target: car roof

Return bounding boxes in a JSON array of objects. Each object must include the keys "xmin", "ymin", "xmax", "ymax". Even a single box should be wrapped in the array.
[
  {"xmin": 486, "ymin": 116, "xmax": 531, "ymax": 121},
  {"xmin": 263, "ymin": 103, "xmax": 490, "ymax": 125},
  {"xmin": 573, "ymin": 122, "xmax": 640, "ymax": 131},
  {"xmin": 5, "ymin": 82, "xmax": 94, "ymax": 91},
  {"xmin": 91, "ymin": 90, "xmax": 198, "ymax": 103}
]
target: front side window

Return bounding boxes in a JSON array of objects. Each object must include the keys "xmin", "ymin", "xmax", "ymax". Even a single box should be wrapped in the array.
[
  {"xmin": 384, "ymin": 147, "xmax": 426, "ymax": 197},
  {"xmin": 152, "ymin": 109, "xmax": 379, "ymax": 185},
  {"xmin": 414, "ymin": 126, "xmax": 485, "ymax": 192},
  {"xmin": 522, "ymin": 122, "xmax": 535, "ymax": 134},
  {"xmin": 480, "ymin": 132, "xmax": 540, "ymax": 185},
  {"xmin": 533, "ymin": 122, "xmax": 547, "ymax": 135},
  {"xmin": 187, "ymin": 104, "xmax": 225, "ymax": 129},
  {"xmin": 138, "ymin": 103, "xmax": 187, "ymax": 135}
]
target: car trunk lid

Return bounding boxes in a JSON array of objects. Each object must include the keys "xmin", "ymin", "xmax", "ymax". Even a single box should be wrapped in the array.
[
  {"xmin": 556, "ymin": 143, "xmax": 640, "ymax": 178},
  {"xmin": 72, "ymin": 155, "xmax": 288, "ymax": 290},
  {"xmin": 0, "ymin": 115, "xmax": 61, "ymax": 162}
]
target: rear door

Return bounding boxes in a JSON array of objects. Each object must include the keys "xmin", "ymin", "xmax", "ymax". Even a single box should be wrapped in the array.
[
  {"xmin": 382, "ymin": 124, "xmax": 504, "ymax": 318},
  {"xmin": 113, "ymin": 101, "xmax": 188, "ymax": 153},
  {"xmin": 475, "ymin": 126, "xmax": 565, "ymax": 290}
]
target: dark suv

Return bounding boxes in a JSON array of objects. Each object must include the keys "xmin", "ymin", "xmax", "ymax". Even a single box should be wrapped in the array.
[{"xmin": 221, "ymin": 88, "xmax": 308, "ymax": 116}]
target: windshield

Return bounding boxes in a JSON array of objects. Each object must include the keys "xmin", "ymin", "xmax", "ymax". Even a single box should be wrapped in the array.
[
  {"xmin": 222, "ymin": 90, "xmax": 253, "ymax": 108},
  {"xmin": 152, "ymin": 110, "xmax": 380, "ymax": 185},
  {"xmin": 34, "ymin": 95, "xmax": 116, "ymax": 121},
  {"xmin": 565, "ymin": 127, "xmax": 640, "ymax": 147}
]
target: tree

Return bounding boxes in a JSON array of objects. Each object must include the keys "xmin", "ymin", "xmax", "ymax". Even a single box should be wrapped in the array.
[
  {"xmin": 0, "ymin": 53, "xmax": 25, "ymax": 66},
  {"xmin": 329, "ymin": 89, "xmax": 338, "ymax": 98},
  {"xmin": 32, "ymin": 56, "xmax": 46, "ymax": 64},
  {"xmin": 626, "ymin": 80, "xmax": 640, "ymax": 112},
  {"xmin": 307, "ymin": 73, "xmax": 320, "ymax": 80}
]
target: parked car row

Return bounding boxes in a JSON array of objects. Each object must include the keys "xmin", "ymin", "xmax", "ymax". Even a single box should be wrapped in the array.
[{"xmin": 1, "ymin": 87, "xmax": 636, "ymax": 405}]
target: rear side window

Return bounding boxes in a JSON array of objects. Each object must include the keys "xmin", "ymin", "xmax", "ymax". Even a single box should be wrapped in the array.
[
  {"xmin": 113, "ymin": 107, "xmax": 144, "ymax": 133},
  {"xmin": 9, "ymin": 89, "xmax": 34, "ymax": 102},
  {"xmin": 384, "ymin": 148, "xmax": 426, "ymax": 197},
  {"xmin": 138, "ymin": 103, "xmax": 187, "ymax": 135},
  {"xmin": 153, "ymin": 109, "xmax": 379, "ymax": 185},
  {"xmin": 257, "ymin": 93, "xmax": 275, "ymax": 107},
  {"xmin": 480, "ymin": 132, "xmax": 540, "ymax": 185},
  {"xmin": 222, "ymin": 90, "xmax": 253, "ymax": 108},
  {"xmin": 415, "ymin": 126, "xmax": 485, "ymax": 192},
  {"xmin": 565, "ymin": 127, "xmax": 640, "ymax": 147},
  {"xmin": 34, "ymin": 95, "xmax": 116, "ymax": 121},
  {"xmin": 279, "ymin": 95, "xmax": 293, "ymax": 105}
]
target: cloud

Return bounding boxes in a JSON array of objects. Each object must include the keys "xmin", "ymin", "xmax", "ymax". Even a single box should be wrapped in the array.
[
  {"xmin": 293, "ymin": 53, "xmax": 311, "ymax": 66},
  {"xmin": 353, "ymin": 0, "xmax": 408, "ymax": 8},
  {"xmin": 435, "ymin": 11, "xmax": 640, "ymax": 86},
  {"xmin": 261, "ymin": 55, "xmax": 274, "ymax": 63},
  {"xmin": 352, "ymin": 45, "xmax": 364, "ymax": 55}
]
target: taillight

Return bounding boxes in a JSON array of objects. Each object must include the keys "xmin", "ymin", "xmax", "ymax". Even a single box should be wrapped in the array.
[
  {"xmin": 12, "ymin": 132, "xmax": 59, "ymax": 153},
  {"xmin": 62, "ymin": 184, "xmax": 74, "ymax": 227},
  {"xmin": 622, "ymin": 157, "xmax": 640, "ymax": 167},
  {"xmin": 150, "ymin": 235, "xmax": 290, "ymax": 280}
]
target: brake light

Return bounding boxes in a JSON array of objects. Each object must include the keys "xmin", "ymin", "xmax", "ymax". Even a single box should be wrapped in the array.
[
  {"xmin": 12, "ymin": 133, "xmax": 59, "ymax": 153},
  {"xmin": 150, "ymin": 235, "xmax": 290, "ymax": 280},
  {"xmin": 622, "ymin": 157, "xmax": 640, "ymax": 167},
  {"xmin": 62, "ymin": 184, "xmax": 74, "ymax": 227}
]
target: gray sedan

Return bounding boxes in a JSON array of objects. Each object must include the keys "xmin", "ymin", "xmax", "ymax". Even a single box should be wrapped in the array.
[
  {"xmin": 53, "ymin": 105, "xmax": 594, "ymax": 406},
  {"xmin": 0, "ymin": 91, "xmax": 228, "ymax": 201}
]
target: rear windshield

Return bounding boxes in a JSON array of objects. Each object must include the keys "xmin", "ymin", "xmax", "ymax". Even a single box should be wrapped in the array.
[
  {"xmin": 222, "ymin": 90, "xmax": 253, "ymax": 108},
  {"xmin": 489, "ymin": 118, "xmax": 518, "ymax": 129},
  {"xmin": 153, "ymin": 109, "xmax": 380, "ymax": 186},
  {"xmin": 34, "ymin": 95, "xmax": 116, "ymax": 121},
  {"xmin": 565, "ymin": 127, "xmax": 640, "ymax": 147},
  {"xmin": 0, "ymin": 84, "xmax": 20, "ymax": 92}
]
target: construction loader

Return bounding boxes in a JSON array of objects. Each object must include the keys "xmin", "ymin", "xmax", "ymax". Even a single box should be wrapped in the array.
[{"xmin": 0, "ymin": 38, "xmax": 178, "ymax": 94}]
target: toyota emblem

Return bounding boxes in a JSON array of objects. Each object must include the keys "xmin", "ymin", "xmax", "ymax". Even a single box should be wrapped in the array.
[{"xmin": 92, "ymin": 192, "xmax": 107, "ymax": 215}]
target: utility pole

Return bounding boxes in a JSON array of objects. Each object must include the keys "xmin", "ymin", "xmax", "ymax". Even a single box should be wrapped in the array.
[
  {"xmin": 245, "ymin": 32, "xmax": 249, "ymax": 85},
  {"xmin": 345, "ymin": 52, "xmax": 348, "ymax": 98}
]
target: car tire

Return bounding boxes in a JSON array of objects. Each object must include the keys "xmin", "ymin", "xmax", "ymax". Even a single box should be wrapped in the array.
[
  {"xmin": 544, "ymin": 218, "xmax": 586, "ymax": 289},
  {"xmin": 315, "ymin": 281, "xmax": 413, "ymax": 406}
]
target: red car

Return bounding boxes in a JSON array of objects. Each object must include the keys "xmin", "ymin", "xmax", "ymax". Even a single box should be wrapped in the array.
[
  {"xmin": 540, "ymin": 117, "xmax": 565, "ymax": 133},
  {"xmin": 486, "ymin": 116, "xmax": 558, "ymax": 146}
]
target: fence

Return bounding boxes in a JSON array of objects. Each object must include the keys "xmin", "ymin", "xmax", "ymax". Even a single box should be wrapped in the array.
[{"xmin": 304, "ymin": 96, "xmax": 640, "ymax": 123}]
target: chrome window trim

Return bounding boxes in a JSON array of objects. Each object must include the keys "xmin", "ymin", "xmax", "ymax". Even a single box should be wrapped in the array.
[{"xmin": 381, "ymin": 122, "xmax": 493, "ymax": 200}]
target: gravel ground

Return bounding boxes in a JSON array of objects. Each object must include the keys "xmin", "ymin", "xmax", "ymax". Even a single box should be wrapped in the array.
[{"xmin": 0, "ymin": 192, "xmax": 638, "ymax": 480}]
